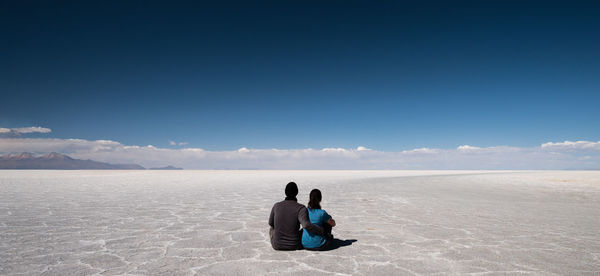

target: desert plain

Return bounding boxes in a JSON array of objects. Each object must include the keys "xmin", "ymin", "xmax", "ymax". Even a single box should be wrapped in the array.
[{"xmin": 1, "ymin": 170, "xmax": 599, "ymax": 275}]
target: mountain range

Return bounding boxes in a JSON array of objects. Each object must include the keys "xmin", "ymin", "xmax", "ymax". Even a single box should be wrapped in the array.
[{"xmin": 0, "ymin": 152, "xmax": 181, "ymax": 170}]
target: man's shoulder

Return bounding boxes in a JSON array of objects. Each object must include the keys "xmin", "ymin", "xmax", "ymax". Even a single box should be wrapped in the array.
[{"xmin": 274, "ymin": 200, "xmax": 306, "ymax": 209}]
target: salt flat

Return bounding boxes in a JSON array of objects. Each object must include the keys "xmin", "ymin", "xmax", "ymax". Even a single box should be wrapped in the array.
[{"xmin": 1, "ymin": 170, "xmax": 599, "ymax": 275}]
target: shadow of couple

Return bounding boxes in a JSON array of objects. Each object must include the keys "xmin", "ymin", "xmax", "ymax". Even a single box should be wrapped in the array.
[{"xmin": 320, "ymin": 238, "xmax": 358, "ymax": 251}]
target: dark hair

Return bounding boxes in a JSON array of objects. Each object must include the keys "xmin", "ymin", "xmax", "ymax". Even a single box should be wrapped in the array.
[
  {"xmin": 308, "ymin": 189, "xmax": 322, "ymax": 209},
  {"xmin": 285, "ymin": 182, "xmax": 298, "ymax": 200}
]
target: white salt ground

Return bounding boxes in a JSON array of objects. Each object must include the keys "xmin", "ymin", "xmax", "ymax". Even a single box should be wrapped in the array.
[{"xmin": 1, "ymin": 170, "xmax": 599, "ymax": 275}]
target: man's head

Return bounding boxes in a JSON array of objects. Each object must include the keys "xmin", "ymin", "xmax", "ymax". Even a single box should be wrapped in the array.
[{"xmin": 285, "ymin": 182, "xmax": 298, "ymax": 199}]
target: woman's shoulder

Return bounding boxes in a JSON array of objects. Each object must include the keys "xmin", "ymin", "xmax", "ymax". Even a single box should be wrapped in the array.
[{"xmin": 308, "ymin": 208, "xmax": 327, "ymax": 215}]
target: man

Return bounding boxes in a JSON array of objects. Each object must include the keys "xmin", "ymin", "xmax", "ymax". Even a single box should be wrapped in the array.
[{"xmin": 269, "ymin": 182, "xmax": 324, "ymax": 250}]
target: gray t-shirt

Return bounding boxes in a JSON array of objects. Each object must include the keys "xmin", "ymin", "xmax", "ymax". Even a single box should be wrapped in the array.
[{"xmin": 269, "ymin": 199, "xmax": 324, "ymax": 250}]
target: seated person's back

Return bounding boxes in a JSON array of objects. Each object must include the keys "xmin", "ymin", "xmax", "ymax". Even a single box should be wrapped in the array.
[
  {"xmin": 302, "ymin": 207, "xmax": 332, "ymax": 248},
  {"xmin": 270, "ymin": 200, "xmax": 306, "ymax": 249},
  {"xmin": 269, "ymin": 182, "xmax": 324, "ymax": 250},
  {"xmin": 302, "ymin": 189, "xmax": 336, "ymax": 250}
]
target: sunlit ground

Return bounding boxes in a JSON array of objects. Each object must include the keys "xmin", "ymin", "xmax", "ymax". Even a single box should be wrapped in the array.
[{"xmin": 1, "ymin": 170, "xmax": 599, "ymax": 275}]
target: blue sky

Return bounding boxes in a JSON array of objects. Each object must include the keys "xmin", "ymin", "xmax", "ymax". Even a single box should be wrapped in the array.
[{"xmin": 1, "ymin": 1, "xmax": 599, "ymax": 155}]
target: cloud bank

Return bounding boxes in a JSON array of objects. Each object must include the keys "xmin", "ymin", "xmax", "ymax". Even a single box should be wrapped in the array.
[
  {"xmin": 541, "ymin": 140, "xmax": 600, "ymax": 151},
  {"xmin": 0, "ymin": 126, "xmax": 52, "ymax": 135},
  {"xmin": 1, "ymin": 138, "xmax": 599, "ymax": 169}
]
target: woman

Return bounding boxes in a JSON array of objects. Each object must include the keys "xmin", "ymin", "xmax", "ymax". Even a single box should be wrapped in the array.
[{"xmin": 302, "ymin": 189, "xmax": 336, "ymax": 250}]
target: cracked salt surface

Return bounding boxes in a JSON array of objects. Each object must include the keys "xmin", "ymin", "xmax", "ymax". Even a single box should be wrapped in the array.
[{"xmin": 1, "ymin": 170, "xmax": 599, "ymax": 275}]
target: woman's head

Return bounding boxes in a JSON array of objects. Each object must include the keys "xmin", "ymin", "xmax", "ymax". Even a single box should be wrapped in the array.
[{"xmin": 308, "ymin": 189, "xmax": 322, "ymax": 209}]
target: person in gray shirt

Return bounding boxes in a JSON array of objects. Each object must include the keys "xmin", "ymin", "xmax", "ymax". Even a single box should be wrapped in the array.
[{"xmin": 269, "ymin": 182, "xmax": 325, "ymax": 250}]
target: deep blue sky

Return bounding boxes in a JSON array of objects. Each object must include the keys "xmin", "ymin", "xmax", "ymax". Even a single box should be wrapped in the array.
[{"xmin": 2, "ymin": 1, "xmax": 599, "ymax": 150}]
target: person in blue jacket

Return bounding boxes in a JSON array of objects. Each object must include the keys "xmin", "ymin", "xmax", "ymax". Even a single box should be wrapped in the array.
[{"xmin": 302, "ymin": 189, "xmax": 336, "ymax": 250}]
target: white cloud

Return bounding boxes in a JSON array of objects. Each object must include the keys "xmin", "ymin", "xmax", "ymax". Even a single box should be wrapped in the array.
[
  {"xmin": 541, "ymin": 140, "xmax": 600, "ymax": 151},
  {"xmin": 0, "ymin": 126, "xmax": 52, "ymax": 135},
  {"xmin": 402, "ymin": 147, "xmax": 439, "ymax": 154},
  {"xmin": 457, "ymin": 145, "xmax": 481, "ymax": 151},
  {"xmin": 169, "ymin": 140, "xmax": 188, "ymax": 146},
  {"xmin": 1, "ymin": 138, "xmax": 599, "ymax": 169},
  {"xmin": 13, "ymin": 127, "xmax": 52, "ymax": 134},
  {"xmin": 321, "ymin": 147, "xmax": 347, "ymax": 152},
  {"xmin": 356, "ymin": 146, "xmax": 371, "ymax": 151},
  {"xmin": 0, "ymin": 138, "xmax": 121, "ymax": 153}
]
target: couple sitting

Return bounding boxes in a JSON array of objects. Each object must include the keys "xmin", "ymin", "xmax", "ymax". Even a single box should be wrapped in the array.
[{"xmin": 269, "ymin": 182, "xmax": 336, "ymax": 250}]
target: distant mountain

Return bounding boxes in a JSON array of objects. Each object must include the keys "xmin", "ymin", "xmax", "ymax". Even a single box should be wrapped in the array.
[
  {"xmin": 0, "ymin": 152, "xmax": 145, "ymax": 170},
  {"xmin": 149, "ymin": 165, "xmax": 183, "ymax": 170}
]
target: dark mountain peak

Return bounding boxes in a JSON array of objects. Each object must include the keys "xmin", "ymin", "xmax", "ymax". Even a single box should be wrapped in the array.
[
  {"xmin": 42, "ymin": 152, "xmax": 73, "ymax": 160},
  {"xmin": 0, "ymin": 152, "xmax": 146, "ymax": 170},
  {"xmin": 10, "ymin": 152, "xmax": 35, "ymax": 160}
]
